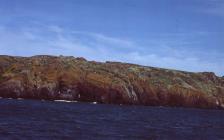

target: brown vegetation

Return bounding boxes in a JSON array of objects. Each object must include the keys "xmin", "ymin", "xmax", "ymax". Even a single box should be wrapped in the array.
[{"xmin": 0, "ymin": 55, "xmax": 223, "ymax": 109}]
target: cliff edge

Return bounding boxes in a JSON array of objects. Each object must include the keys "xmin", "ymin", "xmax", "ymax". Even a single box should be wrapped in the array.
[{"xmin": 0, "ymin": 55, "xmax": 223, "ymax": 109}]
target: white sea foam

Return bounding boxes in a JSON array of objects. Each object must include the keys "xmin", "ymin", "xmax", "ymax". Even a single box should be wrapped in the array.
[{"xmin": 54, "ymin": 100, "xmax": 78, "ymax": 103}]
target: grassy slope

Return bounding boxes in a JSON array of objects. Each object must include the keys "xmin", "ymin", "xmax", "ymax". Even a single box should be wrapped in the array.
[{"xmin": 0, "ymin": 55, "xmax": 223, "ymax": 109}]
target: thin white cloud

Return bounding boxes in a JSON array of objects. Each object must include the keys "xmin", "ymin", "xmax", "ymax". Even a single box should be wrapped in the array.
[
  {"xmin": 120, "ymin": 52, "xmax": 224, "ymax": 76},
  {"xmin": 48, "ymin": 25, "xmax": 64, "ymax": 33},
  {"xmin": 71, "ymin": 31, "xmax": 135, "ymax": 47},
  {"xmin": 0, "ymin": 25, "xmax": 223, "ymax": 76}
]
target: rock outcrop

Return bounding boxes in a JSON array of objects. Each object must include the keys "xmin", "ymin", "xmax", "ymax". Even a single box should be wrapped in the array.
[{"xmin": 0, "ymin": 55, "xmax": 223, "ymax": 109}]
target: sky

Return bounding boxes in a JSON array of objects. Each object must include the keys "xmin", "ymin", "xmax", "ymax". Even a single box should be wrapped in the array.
[{"xmin": 0, "ymin": 0, "xmax": 223, "ymax": 76}]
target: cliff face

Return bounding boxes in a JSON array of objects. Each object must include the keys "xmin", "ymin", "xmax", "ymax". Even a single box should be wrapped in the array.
[{"xmin": 0, "ymin": 55, "xmax": 223, "ymax": 109}]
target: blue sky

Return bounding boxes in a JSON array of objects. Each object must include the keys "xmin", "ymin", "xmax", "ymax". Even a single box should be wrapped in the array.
[{"xmin": 0, "ymin": 0, "xmax": 223, "ymax": 76}]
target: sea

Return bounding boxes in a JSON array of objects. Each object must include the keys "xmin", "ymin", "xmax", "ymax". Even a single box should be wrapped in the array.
[{"xmin": 0, "ymin": 98, "xmax": 224, "ymax": 140}]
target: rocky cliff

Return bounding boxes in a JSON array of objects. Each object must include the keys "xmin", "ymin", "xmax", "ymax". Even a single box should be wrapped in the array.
[{"xmin": 0, "ymin": 55, "xmax": 223, "ymax": 109}]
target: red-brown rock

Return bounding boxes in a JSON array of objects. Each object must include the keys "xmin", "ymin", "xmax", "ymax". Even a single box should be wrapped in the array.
[{"xmin": 0, "ymin": 55, "xmax": 223, "ymax": 109}]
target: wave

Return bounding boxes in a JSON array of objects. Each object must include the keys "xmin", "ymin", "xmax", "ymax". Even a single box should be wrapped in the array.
[{"xmin": 54, "ymin": 100, "xmax": 78, "ymax": 103}]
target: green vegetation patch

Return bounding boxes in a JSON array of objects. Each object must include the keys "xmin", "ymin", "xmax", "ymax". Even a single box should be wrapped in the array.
[
  {"xmin": 127, "ymin": 66, "xmax": 140, "ymax": 73},
  {"xmin": 0, "ymin": 74, "xmax": 3, "ymax": 81}
]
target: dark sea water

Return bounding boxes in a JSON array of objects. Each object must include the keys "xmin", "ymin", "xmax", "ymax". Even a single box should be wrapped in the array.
[{"xmin": 0, "ymin": 98, "xmax": 224, "ymax": 140}]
